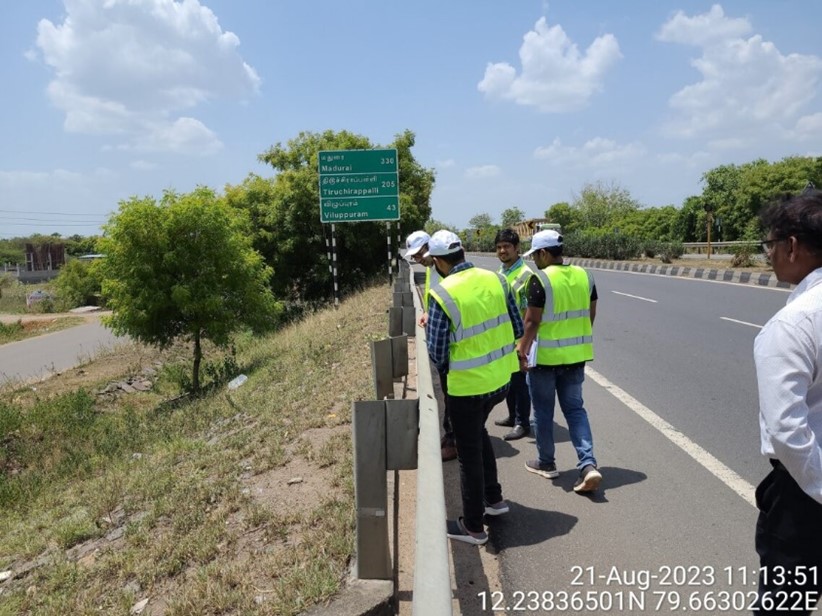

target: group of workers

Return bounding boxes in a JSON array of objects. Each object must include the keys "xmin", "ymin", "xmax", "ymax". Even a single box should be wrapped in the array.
[
  {"xmin": 403, "ymin": 187, "xmax": 822, "ymax": 615},
  {"xmin": 404, "ymin": 225, "xmax": 601, "ymax": 546}
]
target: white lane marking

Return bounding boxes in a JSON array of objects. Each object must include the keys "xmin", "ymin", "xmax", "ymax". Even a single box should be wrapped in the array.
[
  {"xmin": 586, "ymin": 366, "xmax": 756, "ymax": 508},
  {"xmin": 611, "ymin": 290, "xmax": 657, "ymax": 303},
  {"xmin": 720, "ymin": 316, "xmax": 763, "ymax": 329}
]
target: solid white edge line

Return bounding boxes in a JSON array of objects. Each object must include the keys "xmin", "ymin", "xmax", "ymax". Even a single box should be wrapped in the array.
[
  {"xmin": 720, "ymin": 316, "xmax": 763, "ymax": 329},
  {"xmin": 585, "ymin": 366, "xmax": 756, "ymax": 508},
  {"xmin": 611, "ymin": 290, "xmax": 658, "ymax": 303}
]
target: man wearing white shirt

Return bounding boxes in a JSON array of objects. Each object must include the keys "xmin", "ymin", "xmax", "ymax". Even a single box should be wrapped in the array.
[{"xmin": 753, "ymin": 189, "xmax": 822, "ymax": 615}]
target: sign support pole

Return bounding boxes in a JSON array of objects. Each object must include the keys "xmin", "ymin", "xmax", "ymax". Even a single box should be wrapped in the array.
[
  {"xmin": 331, "ymin": 223, "xmax": 340, "ymax": 308},
  {"xmin": 396, "ymin": 222, "xmax": 402, "ymax": 280},
  {"xmin": 386, "ymin": 222, "xmax": 393, "ymax": 285}
]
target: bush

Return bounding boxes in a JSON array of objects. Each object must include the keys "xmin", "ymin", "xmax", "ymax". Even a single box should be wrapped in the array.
[
  {"xmin": 53, "ymin": 258, "xmax": 103, "ymax": 309},
  {"xmin": 730, "ymin": 243, "xmax": 757, "ymax": 268},
  {"xmin": 564, "ymin": 231, "xmax": 641, "ymax": 260}
]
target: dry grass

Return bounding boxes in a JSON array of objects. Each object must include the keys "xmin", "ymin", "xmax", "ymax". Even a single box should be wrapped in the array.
[
  {"xmin": 0, "ymin": 317, "xmax": 85, "ymax": 345},
  {"xmin": 0, "ymin": 283, "xmax": 389, "ymax": 615}
]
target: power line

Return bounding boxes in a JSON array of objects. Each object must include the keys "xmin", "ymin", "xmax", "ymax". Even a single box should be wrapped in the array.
[
  {"xmin": 0, "ymin": 209, "xmax": 109, "ymax": 217},
  {"xmin": 0, "ymin": 216, "xmax": 107, "ymax": 222}
]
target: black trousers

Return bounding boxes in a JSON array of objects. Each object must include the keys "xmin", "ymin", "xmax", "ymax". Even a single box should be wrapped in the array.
[
  {"xmin": 448, "ymin": 387, "xmax": 508, "ymax": 533},
  {"xmin": 753, "ymin": 461, "xmax": 822, "ymax": 615},
  {"xmin": 438, "ymin": 369, "xmax": 454, "ymax": 443}
]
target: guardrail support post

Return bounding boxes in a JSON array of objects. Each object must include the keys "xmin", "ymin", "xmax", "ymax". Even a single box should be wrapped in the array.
[
  {"xmin": 385, "ymin": 399, "xmax": 418, "ymax": 471},
  {"xmin": 370, "ymin": 339, "xmax": 395, "ymax": 400},
  {"xmin": 388, "ymin": 307, "xmax": 403, "ymax": 338},
  {"xmin": 352, "ymin": 401, "xmax": 391, "ymax": 580}
]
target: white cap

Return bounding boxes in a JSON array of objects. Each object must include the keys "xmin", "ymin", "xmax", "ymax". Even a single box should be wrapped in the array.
[
  {"xmin": 404, "ymin": 230, "xmax": 430, "ymax": 259},
  {"xmin": 522, "ymin": 229, "xmax": 563, "ymax": 257},
  {"xmin": 424, "ymin": 230, "xmax": 463, "ymax": 257}
]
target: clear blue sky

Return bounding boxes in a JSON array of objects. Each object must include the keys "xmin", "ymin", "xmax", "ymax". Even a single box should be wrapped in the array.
[{"xmin": 2, "ymin": 1, "xmax": 821, "ymax": 238}]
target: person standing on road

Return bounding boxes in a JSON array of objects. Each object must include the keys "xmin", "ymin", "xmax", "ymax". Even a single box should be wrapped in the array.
[
  {"xmin": 404, "ymin": 230, "xmax": 456, "ymax": 462},
  {"xmin": 516, "ymin": 229, "xmax": 602, "ymax": 493},
  {"xmin": 493, "ymin": 228, "xmax": 534, "ymax": 441},
  {"xmin": 753, "ymin": 189, "xmax": 822, "ymax": 615},
  {"xmin": 425, "ymin": 230, "xmax": 523, "ymax": 545}
]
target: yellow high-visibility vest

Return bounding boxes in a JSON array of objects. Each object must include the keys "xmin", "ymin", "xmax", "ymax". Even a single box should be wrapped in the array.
[
  {"xmin": 500, "ymin": 259, "xmax": 533, "ymax": 317},
  {"xmin": 533, "ymin": 265, "xmax": 594, "ymax": 366},
  {"xmin": 428, "ymin": 268, "xmax": 518, "ymax": 396},
  {"xmin": 424, "ymin": 266, "xmax": 440, "ymax": 307}
]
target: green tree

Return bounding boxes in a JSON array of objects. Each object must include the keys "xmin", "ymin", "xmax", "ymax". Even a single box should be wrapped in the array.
[
  {"xmin": 544, "ymin": 202, "xmax": 576, "ymax": 232},
  {"xmin": 245, "ymin": 129, "xmax": 435, "ymax": 302},
  {"xmin": 468, "ymin": 213, "xmax": 494, "ymax": 229},
  {"xmin": 0, "ymin": 239, "xmax": 25, "ymax": 265},
  {"xmin": 424, "ymin": 218, "xmax": 459, "ymax": 235},
  {"xmin": 572, "ymin": 180, "xmax": 640, "ymax": 230},
  {"xmin": 99, "ymin": 187, "xmax": 280, "ymax": 392},
  {"xmin": 65, "ymin": 234, "xmax": 100, "ymax": 257},
  {"xmin": 500, "ymin": 207, "xmax": 524, "ymax": 228},
  {"xmin": 53, "ymin": 259, "xmax": 103, "ymax": 308}
]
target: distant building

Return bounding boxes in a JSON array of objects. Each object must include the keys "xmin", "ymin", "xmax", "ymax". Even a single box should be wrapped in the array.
[{"xmin": 25, "ymin": 243, "xmax": 65, "ymax": 272}]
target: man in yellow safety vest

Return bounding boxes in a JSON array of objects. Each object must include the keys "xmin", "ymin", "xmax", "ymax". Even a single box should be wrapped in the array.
[
  {"xmin": 426, "ymin": 230, "xmax": 523, "ymax": 545},
  {"xmin": 404, "ymin": 230, "xmax": 455, "ymax": 462},
  {"xmin": 493, "ymin": 228, "xmax": 533, "ymax": 441},
  {"xmin": 517, "ymin": 229, "xmax": 602, "ymax": 493}
]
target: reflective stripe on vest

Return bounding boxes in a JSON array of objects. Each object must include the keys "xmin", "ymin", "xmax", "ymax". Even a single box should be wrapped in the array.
[
  {"xmin": 500, "ymin": 260, "xmax": 532, "ymax": 313},
  {"xmin": 429, "ymin": 275, "xmax": 512, "ymax": 344},
  {"xmin": 533, "ymin": 266, "xmax": 594, "ymax": 364},
  {"xmin": 428, "ymin": 268, "xmax": 518, "ymax": 395}
]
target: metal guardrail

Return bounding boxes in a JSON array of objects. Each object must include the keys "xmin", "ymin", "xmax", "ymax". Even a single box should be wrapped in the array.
[
  {"xmin": 683, "ymin": 241, "xmax": 758, "ymax": 254},
  {"xmin": 410, "ymin": 266, "xmax": 452, "ymax": 616}
]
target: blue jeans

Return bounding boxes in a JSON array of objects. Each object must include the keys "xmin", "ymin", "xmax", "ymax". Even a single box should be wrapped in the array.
[
  {"xmin": 527, "ymin": 365, "xmax": 596, "ymax": 470},
  {"xmin": 505, "ymin": 370, "xmax": 531, "ymax": 428}
]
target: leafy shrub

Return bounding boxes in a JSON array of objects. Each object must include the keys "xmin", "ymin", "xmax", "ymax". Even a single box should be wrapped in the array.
[
  {"xmin": 564, "ymin": 231, "xmax": 641, "ymax": 260},
  {"xmin": 730, "ymin": 243, "xmax": 757, "ymax": 268},
  {"xmin": 53, "ymin": 258, "xmax": 103, "ymax": 309}
]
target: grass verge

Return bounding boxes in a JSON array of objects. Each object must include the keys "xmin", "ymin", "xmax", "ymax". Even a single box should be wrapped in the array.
[
  {"xmin": 0, "ymin": 283, "xmax": 389, "ymax": 615},
  {"xmin": 0, "ymin": 318, "xmax": 85, "ymax": 345}
]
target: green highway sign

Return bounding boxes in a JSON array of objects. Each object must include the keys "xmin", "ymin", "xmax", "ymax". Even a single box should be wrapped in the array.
[{"xmin": 318, "ymin": 149, "xmax": 400, "ymax": 223}]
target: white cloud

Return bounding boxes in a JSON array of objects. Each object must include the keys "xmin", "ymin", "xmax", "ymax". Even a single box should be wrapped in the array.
[
  {"xmin": 465, "ymin": 165, "xmax": 501, "ymax": 179},
  {"xmin": 436, "ymin": 159, "xmax": 456, "ymax": 169},
  {"xmin": 534, "ymin": 137, "xmax": 645, "ymax": 167},
  {"xmin": 655, "ymin": 4, "xmax": 751, "ymax": 47},
  {"xmin": 792, "ymin": 112, "xmax": 822, "ymax": 141},
  {"xmin": 478, "ymin": 16, "xmax": 622, "ymax": 112},
  {"xmin": 34, "ymin": 0, "xmax": 259, "ymax": 155},
  {"xmin": 657, "ymin": 5, "xmax": 822, "ymax": 144},
  {"xmin": 130, "ymin": 159, "xmax": 158, "ymax": 170}
]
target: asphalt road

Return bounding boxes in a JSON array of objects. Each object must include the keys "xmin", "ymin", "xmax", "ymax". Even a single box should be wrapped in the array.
[
  {"xmin": 0, "ymin": 319, "xmax": 124, "ymax": 385},
  {"xmin": 454, "ymin": 255, "xmax": 819, "ymax": 615}
]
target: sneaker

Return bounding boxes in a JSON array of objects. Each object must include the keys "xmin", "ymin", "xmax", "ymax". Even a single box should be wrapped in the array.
[
  {"xmin": 441, "ymin": 445, "xmax": 457, "ymax": 462},
  {"xmin": 573, "ymin": 465, "xmax": 602, "ymax": 493},
  {"xmin": 524, "ymin": 459, "xmax": 559, "ymax": 479},
  {"xmin": 503, "ymin": 425, "xmax": 530, "ymax": 441},
  {"xmin": 484, "ymin": 500, "xmax": 509, "ymax": 516},
  {"xmin": 493, "ymin": 417, "xmax": 515, "ymax": 427},
  {"xmin": 446, "ymin": 518, "xmax": 488, "ymax": 545}
]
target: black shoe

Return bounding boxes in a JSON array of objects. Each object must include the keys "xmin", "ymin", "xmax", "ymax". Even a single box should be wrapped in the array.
[
  {"xmin": 494, "ymin": 417, "xmax": 515, "ymax": 427},
  {"xmin": 503, "ymin": 425, "xmax": 529, "ymax": 441}
]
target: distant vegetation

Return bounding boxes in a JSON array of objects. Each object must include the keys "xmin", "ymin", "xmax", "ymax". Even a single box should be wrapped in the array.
[{"xmin": 4, "ymin": 146, "xmax": 819, "ymax": 385}]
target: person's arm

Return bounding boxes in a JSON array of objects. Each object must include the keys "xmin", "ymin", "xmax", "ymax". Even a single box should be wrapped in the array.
[
  {"xmin": 516, "ymin": 275, "xmax": 544, "ymax": 371},
  {"xmin": 754, "ymin": 318, "xmax": 822, "ymax": 503},
  {"xmin": 505, "ymin": 286, "xmax": 524, "ymax": 340},
  {"xmin": 590, "ymin": 299, "xmax": 597, "ymax": 326}
]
